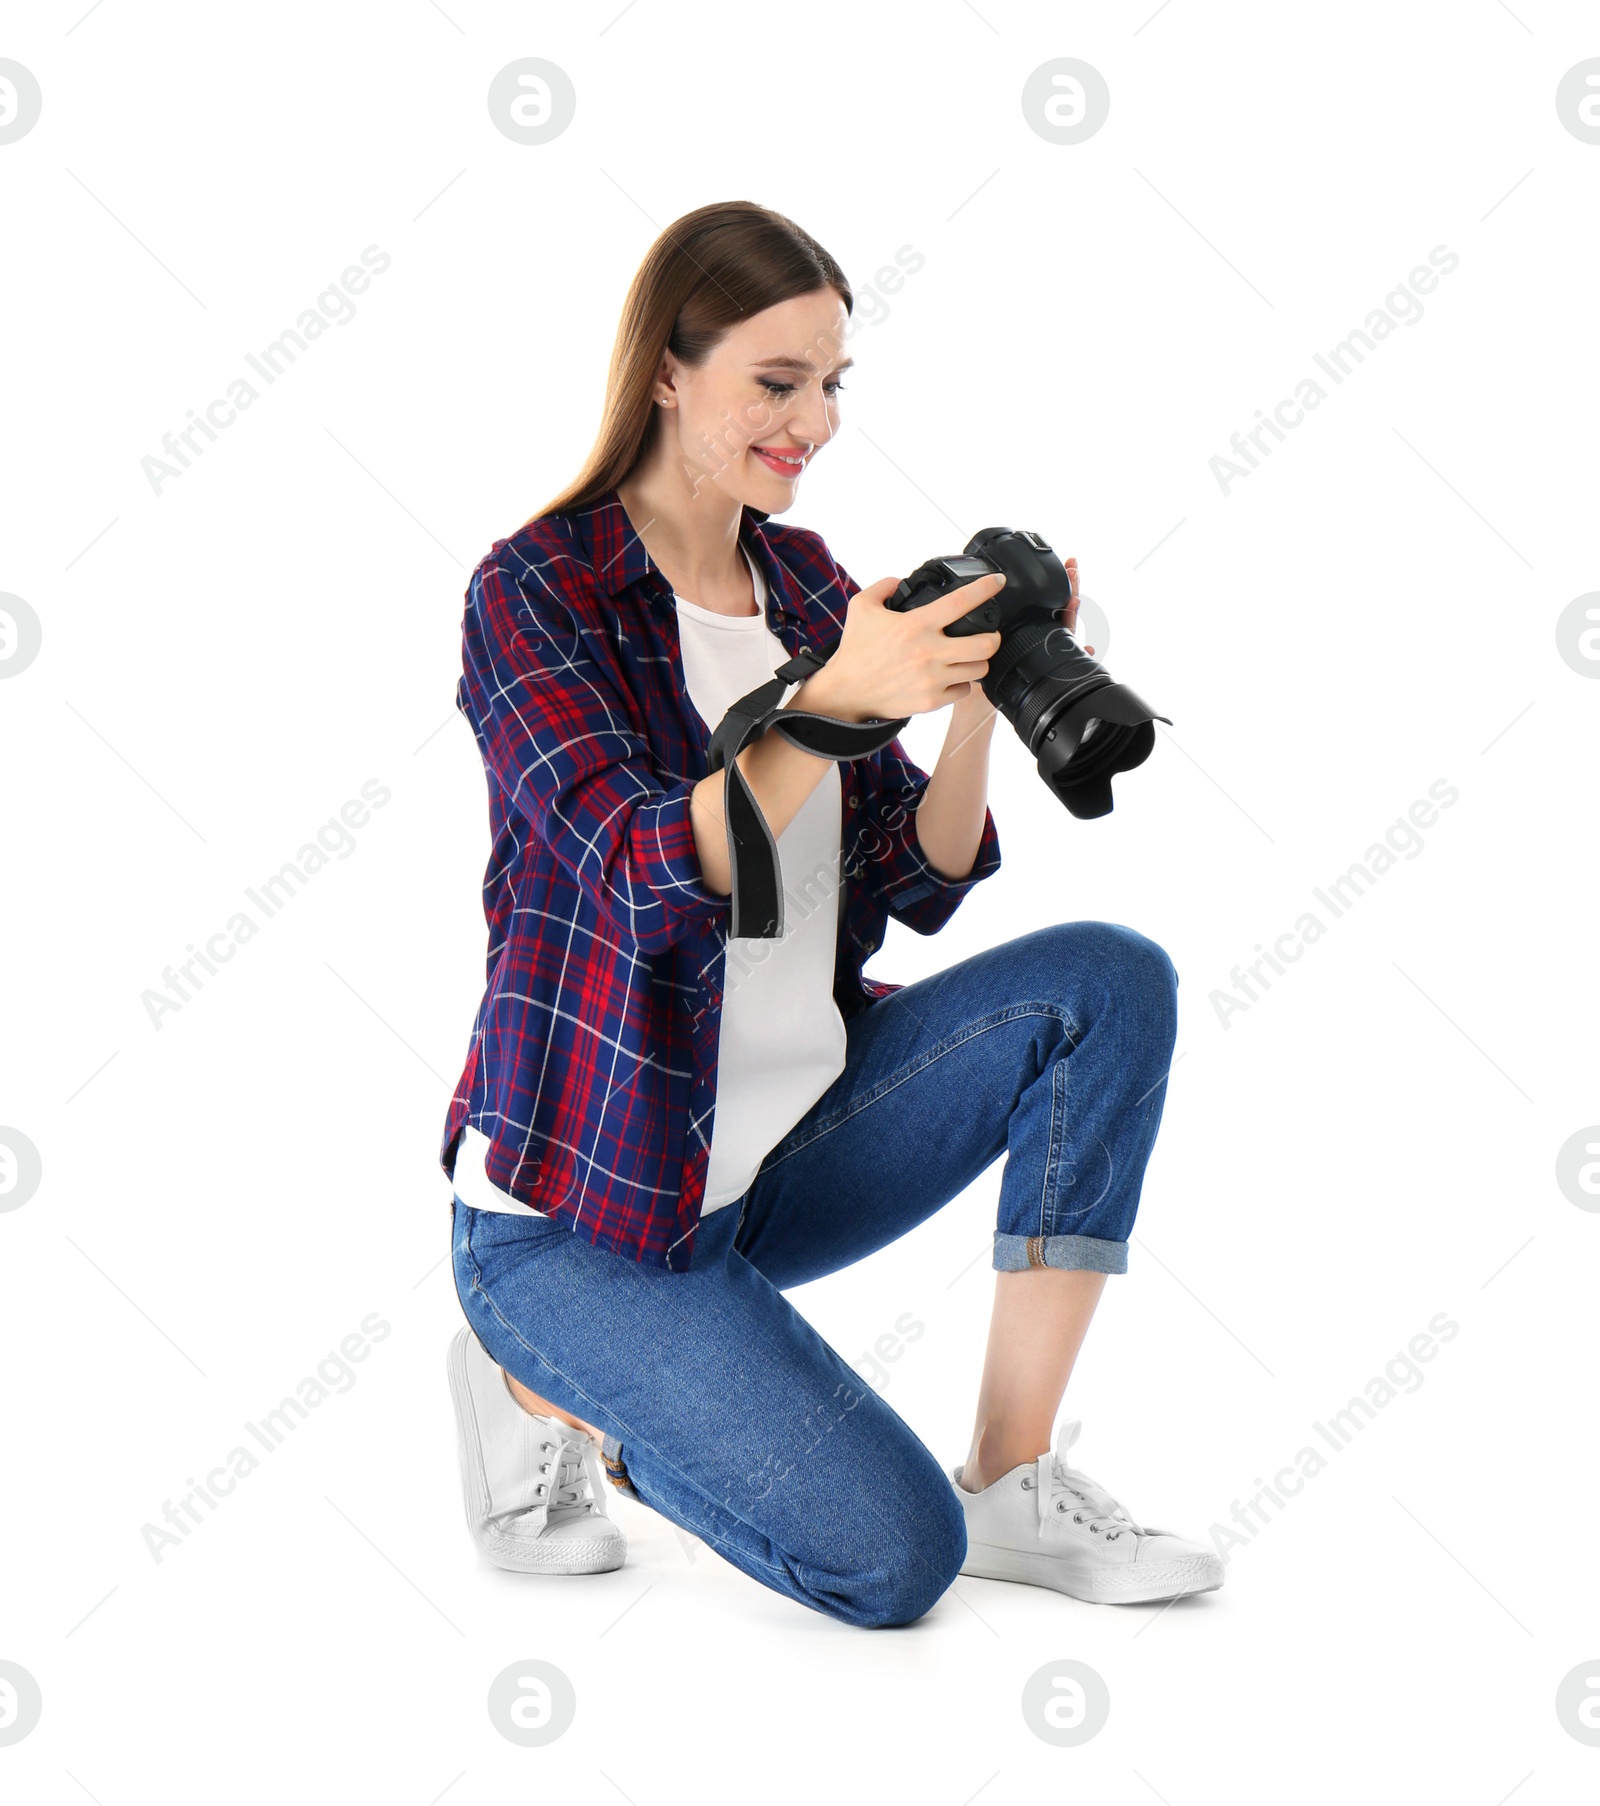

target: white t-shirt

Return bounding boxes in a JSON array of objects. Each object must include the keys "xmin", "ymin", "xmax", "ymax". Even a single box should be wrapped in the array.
[{"xmin": 452, "ymin": 546, "xmax": 847, "ymax": 1220}]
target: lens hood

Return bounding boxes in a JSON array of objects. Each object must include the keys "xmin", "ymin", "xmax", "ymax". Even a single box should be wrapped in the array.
[{"xmin": 1035, "ymin": 682, "xmax": 1171, "ymax": 820}]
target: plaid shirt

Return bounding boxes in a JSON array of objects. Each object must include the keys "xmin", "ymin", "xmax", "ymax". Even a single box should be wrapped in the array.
[{"xmin": 440, "ymin": 486, "xmax": 1003, "ymax": 1270}]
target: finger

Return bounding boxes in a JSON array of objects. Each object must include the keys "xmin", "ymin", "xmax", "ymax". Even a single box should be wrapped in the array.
[
  {"xmin": 928, "ymin": 568, "xmax": 1006, "ymax": 624},
  {"xmin": 939, "ymin": 625, "xmax": 1000, "ymax": 668},
  {"xmin": 954, "ymin": 628, "xmax": 1004, "ymax": 657}
]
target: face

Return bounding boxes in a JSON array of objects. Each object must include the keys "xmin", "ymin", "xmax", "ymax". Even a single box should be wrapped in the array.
[{"xmin": 655, "ymin": 287, "xmax": 851, "ymax": 511}]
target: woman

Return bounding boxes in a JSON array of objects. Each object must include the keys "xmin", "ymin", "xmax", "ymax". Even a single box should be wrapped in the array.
[{"xmin": 442, "ymin": 200, "xmax": 1221, "ymax": 1627}]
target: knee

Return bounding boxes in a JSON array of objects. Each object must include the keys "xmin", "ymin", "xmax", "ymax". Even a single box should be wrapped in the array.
[
  {"xmin": 1108, "ymin": 924, "xmax": 1179, "ymax": 1055},
  {"xmin": 1046, "ymin": 921, "xmax": 1179, "ymax": 1038},
  {"xmin": 844, "ymin": 1482, "xmax": 967, "ymax": 1629},
  {"xmin": 1109, "ymin": 922, "xmax": 1178, "ymax": 1006}
]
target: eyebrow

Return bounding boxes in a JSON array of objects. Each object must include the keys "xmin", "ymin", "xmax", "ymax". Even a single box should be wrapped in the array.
[{"xmin": 752, "ymin": 354, "xmax": 855, "ymax": 374}]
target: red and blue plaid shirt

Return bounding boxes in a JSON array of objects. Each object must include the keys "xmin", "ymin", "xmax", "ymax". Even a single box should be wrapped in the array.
[{"xmin": 440, "ymin": 486, "xmax": 1003, "ymax": 1270}]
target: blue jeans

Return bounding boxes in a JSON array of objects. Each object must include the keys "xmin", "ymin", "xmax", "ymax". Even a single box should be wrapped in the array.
[{"xmin": 452, "ymin": 920, "xmax": 1178, "ymax": 1628}]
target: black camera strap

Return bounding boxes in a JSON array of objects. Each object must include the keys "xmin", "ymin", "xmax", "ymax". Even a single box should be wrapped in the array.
[{"xmin": 705, "ymin": 643, "xmax": 909, "ymax": 940}]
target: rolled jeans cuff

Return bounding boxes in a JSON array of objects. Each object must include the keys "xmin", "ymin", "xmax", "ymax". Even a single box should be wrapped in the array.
[
  {"xmin": 600, "ymin": 1431, "xmax": 640, "ymax": 1499},
  {"xmin": 992, "ymin": 1231, "xmax": 1128, "ymax": 1275}
]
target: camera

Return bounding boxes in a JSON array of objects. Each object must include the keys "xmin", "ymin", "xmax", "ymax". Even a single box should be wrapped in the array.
[{"xmin": 886, "ymin": 527, "xmax": 1170, "ymax": 820}]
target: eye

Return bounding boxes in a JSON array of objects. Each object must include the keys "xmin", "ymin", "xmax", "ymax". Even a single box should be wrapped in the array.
[{"xmin": 760, "ymin": 379, "xmax": 848, "ymax": 398}]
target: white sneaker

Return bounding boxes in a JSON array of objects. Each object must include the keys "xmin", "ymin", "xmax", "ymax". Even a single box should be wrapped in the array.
[
  {"xmin": 446, "ymin": 1326, "xmax": 627, "ymax": 1574},
  {"xmin": 951, "ymin": 1419, "xmax": 1223, "ymax": 1605}
]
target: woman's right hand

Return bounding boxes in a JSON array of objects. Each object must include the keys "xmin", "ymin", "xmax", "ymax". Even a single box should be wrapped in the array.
[{"xmin": 799, "ymin": 571, "xmax": 1007, "ymax": 724}]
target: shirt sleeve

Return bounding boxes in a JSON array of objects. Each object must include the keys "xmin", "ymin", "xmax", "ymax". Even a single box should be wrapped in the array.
[
  {"xmin": 813, "ymin": 536, "xmax": 1003, "ymax": 937},
  {"xmin": 459, "ymin": 556, "xmax": 730, "ymax": 955}
]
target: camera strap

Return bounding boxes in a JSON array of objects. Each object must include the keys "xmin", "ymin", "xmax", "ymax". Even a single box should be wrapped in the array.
[{"xmin": 705, "ymin": 643, "xmax": 910, "ymax": 940}]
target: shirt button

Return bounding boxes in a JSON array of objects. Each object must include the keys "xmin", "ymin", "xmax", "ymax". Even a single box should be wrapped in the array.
[{"xmin": 848, "ymin": 795, "xmax": 860, "ymax": 810}]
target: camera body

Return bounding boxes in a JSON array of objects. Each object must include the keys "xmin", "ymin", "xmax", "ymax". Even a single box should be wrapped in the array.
[
  {"xmin": 888, "ymin": 528, "xmax": 1059, "ymax": 640},
  {"xmin": 885, "ymin": 527, "xmax": 1170, "ymax": 820}
]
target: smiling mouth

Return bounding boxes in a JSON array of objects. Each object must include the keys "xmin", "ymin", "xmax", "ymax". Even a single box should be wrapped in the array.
[{"xmin": 752, "ymin": 446, "xmax": 807, "ymax": 473}]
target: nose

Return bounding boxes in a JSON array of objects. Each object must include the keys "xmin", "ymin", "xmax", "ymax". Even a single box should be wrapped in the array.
[{"xmin": 789, "ymin": 379, "xmax": 840, "ymax": 455}]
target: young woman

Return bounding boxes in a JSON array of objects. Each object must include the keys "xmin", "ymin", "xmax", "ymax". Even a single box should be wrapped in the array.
[{"xmin": 442, "ymin": 200, "xmax": 1221, "ymax": 1628}]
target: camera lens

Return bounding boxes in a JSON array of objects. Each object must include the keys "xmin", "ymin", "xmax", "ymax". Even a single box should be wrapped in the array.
[
  {"xmin": 980, "ymin": 610, "xmax": 1167, "ymax": 820},
  {"xmin": 892, "ymin": 527, "xmax": 1170, "ymax": 821}
]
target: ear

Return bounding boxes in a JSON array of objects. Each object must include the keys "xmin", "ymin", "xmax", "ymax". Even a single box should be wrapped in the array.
[{"xmin": 652, "ymin": 352, "xmax": 679, "ymax": 408}]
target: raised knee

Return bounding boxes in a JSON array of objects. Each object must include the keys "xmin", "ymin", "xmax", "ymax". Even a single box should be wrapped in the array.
[
  {"xmin": 1113, "ymin": 924, "xmax": 1178, "ymax": 1045},
  {"xmin": 1111, "ymin": 923, "xmax": 1178, "ymax": 1002},
  {"xmin": 1049, "ymin": 920, "xmax": 1177, "ymax": 1007}
]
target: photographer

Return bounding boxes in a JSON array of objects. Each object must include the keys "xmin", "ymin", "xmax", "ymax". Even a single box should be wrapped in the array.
[{"xmin": 441, "ymin": 200, "xmax": 1219, "ymax": 1624}]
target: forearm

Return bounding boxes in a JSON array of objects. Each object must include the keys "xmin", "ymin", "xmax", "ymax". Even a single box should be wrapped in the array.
[
  {"xmin": 913, "ymin": 695, "xmax": 999, "ymax": 881},
  {"xmin": 687, "ymin": 669, "xmax": 846, "ymax": 899}
]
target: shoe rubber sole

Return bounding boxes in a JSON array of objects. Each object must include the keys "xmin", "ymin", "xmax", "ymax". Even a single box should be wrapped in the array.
[
  {"xmin": 960, "ymin": 1540, "xmax": 1223, "ymax": 1604},
  {"xmin": 447, "ymin": 1329, "xmax": 626, "ymax": 1576}
]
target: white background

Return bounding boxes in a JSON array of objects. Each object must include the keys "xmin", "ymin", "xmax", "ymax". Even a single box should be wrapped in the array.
[{"xmin": 3, "ymin": 0, "xmax": 1597, "ymax": 1799}]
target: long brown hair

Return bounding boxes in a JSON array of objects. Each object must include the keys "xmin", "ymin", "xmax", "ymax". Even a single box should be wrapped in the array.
[{"xmin": 527, "ymin": 201, "xmax": 853, "ymax": 526}]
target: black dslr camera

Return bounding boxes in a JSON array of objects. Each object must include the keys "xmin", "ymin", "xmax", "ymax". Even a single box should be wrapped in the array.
[{"xmin": 886, "ymin": 527, "xmax": 1170, "ymax": 819}]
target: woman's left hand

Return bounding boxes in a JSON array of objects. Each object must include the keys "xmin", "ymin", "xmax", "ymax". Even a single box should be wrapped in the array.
[{"xmin": 1054, "ymin": 555, "xmax": 1093, "ymax": 654}]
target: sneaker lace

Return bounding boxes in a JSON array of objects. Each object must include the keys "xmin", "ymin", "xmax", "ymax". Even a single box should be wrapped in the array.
[
  {"xmin": 522, "ymin": 1431, "xmax": 606, "ymax": 1532},
  {"xmin": 1022, "ymin": 1419, "xmax": 1146, "ymax": 1543}
]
